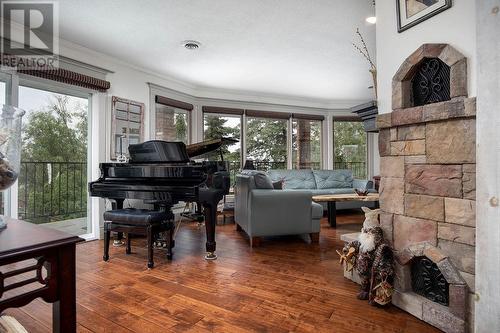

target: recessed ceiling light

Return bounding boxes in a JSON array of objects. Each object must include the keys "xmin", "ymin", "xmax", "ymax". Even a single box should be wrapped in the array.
[
  {"xmin": 182, "ymin": 40, "xmax": 201, "ymax": 50},
  {"xmin": 366, "ymin": 16, "xmax": 377, "ymax": 24}
]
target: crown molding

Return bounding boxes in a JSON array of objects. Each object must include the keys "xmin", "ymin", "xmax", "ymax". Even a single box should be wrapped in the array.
[{"xmin": 5, "ymin": 19, "xmax": 372, "ymax": 110}]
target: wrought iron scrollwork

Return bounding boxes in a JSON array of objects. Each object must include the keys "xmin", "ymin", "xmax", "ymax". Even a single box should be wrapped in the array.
[
  {"xmin": 411, "ymin": 58, "xmax": 450, "ymax": 106},
  {"xmin": 411, "ymin": 256, "xmax": 449, "ymax": 306}
]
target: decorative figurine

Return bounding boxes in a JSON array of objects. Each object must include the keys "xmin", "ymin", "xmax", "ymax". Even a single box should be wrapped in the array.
[
  {"xmin": 0, "ymin": 105, "xmax": 25, "ymax": 230},
  {"xmin": 340, "ymin": 207, "xmax": 395, "ymax": 306}
]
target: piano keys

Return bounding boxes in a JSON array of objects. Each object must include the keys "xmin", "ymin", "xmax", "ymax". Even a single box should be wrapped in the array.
[{"xmin": 89, "ymin": 139, "xmax": 235, "ymax": 260}]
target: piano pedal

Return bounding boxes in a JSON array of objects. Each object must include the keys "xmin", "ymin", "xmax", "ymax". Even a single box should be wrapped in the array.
[{"xmin": 204, "ymin": 252, "xmax": 217, "ymax": 260}]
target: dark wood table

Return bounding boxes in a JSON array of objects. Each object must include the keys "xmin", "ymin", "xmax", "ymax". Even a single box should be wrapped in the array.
[
  {"xmin": 312, "ymin": 193, "xmax": 379, "ymax": 227},
  {"xmin": 0, "ymin": 218, "xmax": 83, "ymax": 332}
]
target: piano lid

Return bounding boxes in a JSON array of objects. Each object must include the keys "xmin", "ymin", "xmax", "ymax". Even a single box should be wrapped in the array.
[
  {"xmin": 128, "ymin": 140, "xmax": 190, "ymax": 163},
  {"xmin": 186, "ymin": 137, "xmax": 239, "ymax": 158}
]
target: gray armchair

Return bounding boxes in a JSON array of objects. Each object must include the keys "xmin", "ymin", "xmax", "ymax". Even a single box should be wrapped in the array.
[{"xmin": 235, "ymin": 173, "xmax": 323, "ymax": 247}]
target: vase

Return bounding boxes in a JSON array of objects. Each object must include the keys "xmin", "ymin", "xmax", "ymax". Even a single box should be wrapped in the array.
[
  {"xmin": 0, "ymin": 105, "xmax": 25, "ymax": 229},
  {"xmin": 369, "ymin": 68, "xmax": 378, "ymax": 100}
]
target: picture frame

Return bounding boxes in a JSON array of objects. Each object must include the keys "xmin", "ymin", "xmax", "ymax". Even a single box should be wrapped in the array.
[{"xmin": 396, "ymin": 0, "xmax": 452, "ymax": 33}]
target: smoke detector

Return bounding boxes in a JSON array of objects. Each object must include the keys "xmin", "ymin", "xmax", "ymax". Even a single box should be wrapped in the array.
[{"xmin": 182, "ymin": 40, "xmax": 201, "ymax": 50}]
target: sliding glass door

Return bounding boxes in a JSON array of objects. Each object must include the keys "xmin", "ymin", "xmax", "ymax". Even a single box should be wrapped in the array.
[{"xmin": 17, "ymin": 85, "xmax": 91, "ymax": 236}]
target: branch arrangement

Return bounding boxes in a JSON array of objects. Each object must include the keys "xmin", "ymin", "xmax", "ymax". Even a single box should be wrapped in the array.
[{"xmin": 352, "ymin": 28, "xmax": 376, "ymax": 70}]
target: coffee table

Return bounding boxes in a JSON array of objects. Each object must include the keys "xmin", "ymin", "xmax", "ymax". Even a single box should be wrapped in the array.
[{"xmin": 312, "ymin": 193, "xmax": 379, "ymax": 227}]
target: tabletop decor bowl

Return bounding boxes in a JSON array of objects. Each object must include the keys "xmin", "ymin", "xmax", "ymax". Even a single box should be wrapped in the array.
[
  {"xmin": 354, "ymin": 188, "xmax": 369, "ymax": 196},
  {"xmin": 0, "ymin": 105, "xmax": 25, "ymax": 230}
]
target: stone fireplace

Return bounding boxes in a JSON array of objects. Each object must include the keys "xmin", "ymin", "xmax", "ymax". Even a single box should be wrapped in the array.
[{"xmin": 376, "ymin": 44, "xmax": 475, "ymax": 333}]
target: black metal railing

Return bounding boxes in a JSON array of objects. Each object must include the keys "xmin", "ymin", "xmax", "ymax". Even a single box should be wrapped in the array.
[
  {"xmin": 18, "ymin": 161, "xmax": 87, "ymax": 224},
  {"xmin": 334, "ymin": 161, "xmax": 366, "ymax": 179}
]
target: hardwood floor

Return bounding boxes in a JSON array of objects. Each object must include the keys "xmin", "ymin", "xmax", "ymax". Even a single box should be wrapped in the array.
[{"xmin": 3, "ymin": 212, "xmax": 441, "ymax": 333}]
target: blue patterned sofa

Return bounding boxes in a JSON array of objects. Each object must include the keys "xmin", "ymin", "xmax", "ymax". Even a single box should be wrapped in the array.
[{"xmin": 267, "ymin": 169, "xmax": 376, "ymax": 210}]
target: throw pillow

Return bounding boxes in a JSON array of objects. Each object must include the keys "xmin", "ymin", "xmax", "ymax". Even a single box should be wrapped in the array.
[
  {"xmin": 272, "ymin": 180, "xmax": 284, "ymax": 190},
  {"xmin": 253, "ymin": 172, "xmax": 274, "ymax": 189}
]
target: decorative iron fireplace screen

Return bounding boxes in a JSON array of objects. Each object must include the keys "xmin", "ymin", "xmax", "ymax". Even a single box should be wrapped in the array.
[
  {"xmin": 411, "ymin": 57, "xmax": 451, "ymax": 106},
  {"xmin": 411, "ymin": 257, "xmax": 449, "ymax": 306}
]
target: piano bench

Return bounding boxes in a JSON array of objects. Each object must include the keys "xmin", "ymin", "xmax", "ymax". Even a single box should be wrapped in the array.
[{"xmin": 103, "ymin": 209, "xmax": 174, "ymax": 269}]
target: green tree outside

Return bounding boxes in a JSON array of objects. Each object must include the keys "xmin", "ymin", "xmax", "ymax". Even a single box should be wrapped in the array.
[
  {"xmin": 245, "ymin": 118, "xmax": 287, "ymax": 170},
  {"xmin": 19, "ymin": 95, "xmax": 88, "ymax": 223},
  {"xmin": 333, "ymin": 121, "xmax": 367, "ymax": 178}
]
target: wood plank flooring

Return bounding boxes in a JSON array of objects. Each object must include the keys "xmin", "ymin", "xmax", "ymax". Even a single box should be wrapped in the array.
[{"xmin": 3, "ymin": 212, "xmax": 441, "ymax": 332}]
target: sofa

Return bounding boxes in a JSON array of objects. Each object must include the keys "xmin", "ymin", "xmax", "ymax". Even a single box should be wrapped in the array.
[
  {"xmin": 235, "ymin": 171, "xmax": 323, "ymax": 246},
  {"xmin": 267, "ymin": 169, "xmax": 375, "ymax": 210}
]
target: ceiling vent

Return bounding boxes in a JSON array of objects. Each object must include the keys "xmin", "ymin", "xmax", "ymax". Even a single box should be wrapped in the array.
[{"xmin": 182, "ymin": 40, "xmax": 201, "ymax": 50}]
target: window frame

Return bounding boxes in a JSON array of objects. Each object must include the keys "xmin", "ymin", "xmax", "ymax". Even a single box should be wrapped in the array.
[
  {"xmin": 202, "ymin": 111, "xmax": 243, "ymax": 164},
  {"xmin": 154, "ymin": 104, "xmax": 191, "ymax": 144},
  {"xmin": 245, "ymin": 115, "xmax": 290, "ymax": 171}
]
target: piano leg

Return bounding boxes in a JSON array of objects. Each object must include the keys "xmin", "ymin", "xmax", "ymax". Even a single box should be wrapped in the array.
[
  {"xmin": 112, "ymin": 199, "xmax": 125, "ymax": 247},
  {"xmin": 202, "ymin": 201, "xmax": 217, "ymax": 260}
]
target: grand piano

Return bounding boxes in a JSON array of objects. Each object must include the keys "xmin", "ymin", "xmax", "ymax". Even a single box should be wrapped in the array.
[{"xmin": 89, "ymin": 138, "xmax": 237, "ymax": 260}]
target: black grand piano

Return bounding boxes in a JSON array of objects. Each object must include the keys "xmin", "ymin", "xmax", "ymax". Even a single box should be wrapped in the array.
[{"xmin": 89, "ymin": 138, "xmax": 237, "ymax": 260}]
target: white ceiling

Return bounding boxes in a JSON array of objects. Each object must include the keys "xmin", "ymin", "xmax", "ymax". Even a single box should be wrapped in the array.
[{"xmin": 58, "ymin": 0, "xmax": 376, "ymax": 103}]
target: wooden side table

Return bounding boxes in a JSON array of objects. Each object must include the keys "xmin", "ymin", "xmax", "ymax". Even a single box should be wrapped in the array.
[
  {"xmin": 312, "ymin": 193, "xmax": 379, "ymax": 227},
  {"xmin": 0, "ymin": 218, "xmax": 83, "ymax": 333}
]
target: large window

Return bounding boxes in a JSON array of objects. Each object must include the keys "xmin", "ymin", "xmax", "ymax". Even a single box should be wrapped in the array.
[
  {"xmin": 246, "ymin": 117, "xmax": 287, "ymax": 171},
  {"xmin": 333, "ymin": 120, "xmax": 367, "ymax": 179},
  {"xmin": 18, "ymin": 85, "xmax": 90, "ymax": 236},
  {"xmin": 203, "ymin": 113, "xmax": 242, "ymax": 186},
  {"xmin": 155, "ymin": 104, "xmax": 189, "ymax": 144},
  {"xmin": 292, "ymin": 118, "xmax": 322, "ymax": 169}
]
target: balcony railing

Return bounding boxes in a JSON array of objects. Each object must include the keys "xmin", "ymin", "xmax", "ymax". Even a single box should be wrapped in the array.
[
  {"xmin": 334, "ymin": 161, "xmax": 366, "ymax": 179},
  {"xmin": 18, "ymin": 161, "xmax": 87, "ymax": 224},
  {"xmin": 15, "ymin": 160, "xmax": 366, "ymax": 222}
]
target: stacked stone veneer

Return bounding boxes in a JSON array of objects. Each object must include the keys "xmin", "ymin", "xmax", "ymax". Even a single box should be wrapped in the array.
[{"xmin": 376, "ymin": 44, "xmax": 476, "ymax": 333}]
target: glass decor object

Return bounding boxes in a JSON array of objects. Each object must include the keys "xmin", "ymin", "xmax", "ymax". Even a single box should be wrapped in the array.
[{"xmin": 0, "ymin": 105, "xmax": 25, "ymax": 229}]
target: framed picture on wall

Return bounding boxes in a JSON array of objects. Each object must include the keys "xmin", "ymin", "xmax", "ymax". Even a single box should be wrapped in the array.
[
  {"xmin": 396, "ymin": 0, "xmax": 452, "ymax": 33},
  {"xmin": 110, "ymin": 96, "xmax": 145, "ymax": 160}
]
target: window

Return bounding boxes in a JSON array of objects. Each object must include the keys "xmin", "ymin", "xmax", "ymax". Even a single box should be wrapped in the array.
[
  {"xmin": 111, "ymin": 97, "xmax": 145, "ymax": 159},
  {"xmin": 246, "ymin": 117, "xmax": 287, "ymax": 171},
  {"xmin": 203, "ymin": 113, "xmax": 242, "ymax": 185},
  {"xmin": 18, "ymin": 85, "xmax": 91, "ymax": 236},
  {"xmin": 155, "ymin": 104, "xmax": 189, "ymax": 144},
  {"xmin": 292, "ymin": 118, "xmax": 322, "ymax": 169},
  {"xmin": 333, "ymin": 120, "xmax": 367, "ymax": 179}
]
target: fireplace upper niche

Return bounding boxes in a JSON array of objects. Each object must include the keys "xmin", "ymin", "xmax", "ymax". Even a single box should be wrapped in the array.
[{"xmin": 392, "ymin": 44, "xmax": 467, "ymax": 110}]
